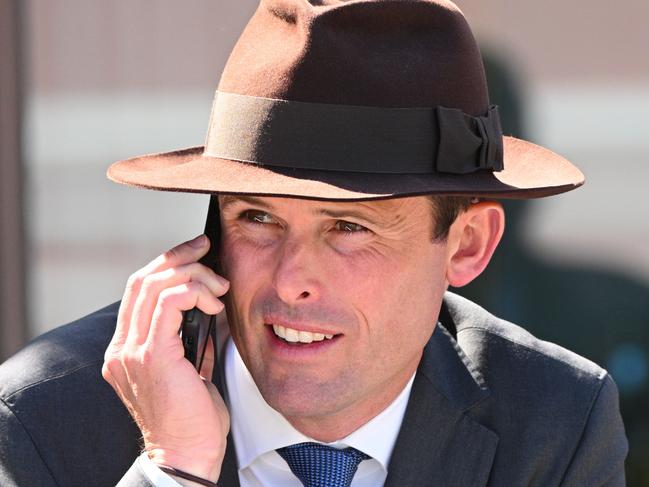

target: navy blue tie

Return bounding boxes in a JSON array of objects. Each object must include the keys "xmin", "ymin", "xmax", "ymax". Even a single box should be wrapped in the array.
[{"xmin": 277, "ymin": 442, "xmax": 370, "ymax": 487}]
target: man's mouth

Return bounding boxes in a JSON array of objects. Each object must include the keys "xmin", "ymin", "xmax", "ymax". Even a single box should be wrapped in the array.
[{"xmin": 271, "ymin": 324, "xmax": 335, "ymax": 344}]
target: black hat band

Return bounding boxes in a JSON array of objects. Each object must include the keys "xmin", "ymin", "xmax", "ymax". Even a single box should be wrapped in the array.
[{"xmin": 204, "ymin": 91, "xmax": 504, "ymax": 175}]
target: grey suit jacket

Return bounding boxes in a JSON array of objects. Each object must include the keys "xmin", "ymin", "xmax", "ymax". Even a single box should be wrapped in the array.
[{"xmin": 0, "ymin": 293, "xmax": 627, "ymax": 486}]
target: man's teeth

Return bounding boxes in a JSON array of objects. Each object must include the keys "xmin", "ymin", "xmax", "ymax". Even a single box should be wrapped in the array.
[{"xmin": 272, "ymin": 324, "xmax": 334, "ymax": 343}]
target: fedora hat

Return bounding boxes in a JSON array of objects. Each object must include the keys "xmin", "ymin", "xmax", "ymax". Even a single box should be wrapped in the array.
[{"xmin": 107, "ymin": 0, "xmax": 584, "ymax": 200}]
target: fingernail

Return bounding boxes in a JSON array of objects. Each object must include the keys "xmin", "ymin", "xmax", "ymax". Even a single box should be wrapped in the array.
[{"xmin": 188, "ymin": 234, "xmax": 207, "ymax": 248}]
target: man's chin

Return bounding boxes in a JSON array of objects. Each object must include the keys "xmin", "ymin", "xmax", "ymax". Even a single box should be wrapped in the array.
[{"xmin": 257, "ymin": 375, "xmax": 354, "ymax": 422}]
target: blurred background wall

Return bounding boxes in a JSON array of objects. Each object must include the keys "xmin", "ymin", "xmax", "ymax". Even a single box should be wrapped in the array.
[{"xmin": 1, "ymin": 0, "xmax": 648, "ymax": 483}]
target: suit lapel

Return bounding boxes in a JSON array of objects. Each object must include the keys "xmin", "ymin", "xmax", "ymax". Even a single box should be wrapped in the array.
[{"xmin": 385, "ymin": 324, "xmax": 498, "ymax": 487}]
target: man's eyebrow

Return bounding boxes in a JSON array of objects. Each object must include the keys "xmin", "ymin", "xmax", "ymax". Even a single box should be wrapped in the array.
[{"xmin": 219, "ymin": 195, "xmax": 275, "ymax": 212}]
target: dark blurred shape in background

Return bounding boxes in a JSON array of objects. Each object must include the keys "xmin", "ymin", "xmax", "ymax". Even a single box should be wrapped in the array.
[{"xmin": 461, "ymin": 52, "xmax": 649, "ymax": 485}]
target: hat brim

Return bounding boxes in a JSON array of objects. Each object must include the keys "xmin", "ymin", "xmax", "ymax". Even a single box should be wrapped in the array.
[{"xmin": 107, "ymin": 136, "xmax": 584, "ymax": 201}]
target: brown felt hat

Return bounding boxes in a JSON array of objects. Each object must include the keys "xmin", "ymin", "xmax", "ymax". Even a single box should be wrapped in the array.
[{"xmin": 107, "ymin": 0, "xmax": 584, "ymax": 200}]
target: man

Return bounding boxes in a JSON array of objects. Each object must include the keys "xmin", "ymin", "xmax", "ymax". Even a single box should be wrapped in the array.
[{"xmin": 0, "ymin": 0, "xmax": 628, "ymax": 486}]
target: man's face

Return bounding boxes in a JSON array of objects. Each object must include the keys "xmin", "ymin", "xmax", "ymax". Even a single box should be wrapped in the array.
[{"xmin": 218, "ymin": 195, "xmax": 449, "ymax": 437}]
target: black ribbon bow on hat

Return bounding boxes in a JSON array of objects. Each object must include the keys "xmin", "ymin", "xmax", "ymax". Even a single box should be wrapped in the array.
[{"xmin": 435, "ymin": 104, "xmax": 504, "ymax": 174}]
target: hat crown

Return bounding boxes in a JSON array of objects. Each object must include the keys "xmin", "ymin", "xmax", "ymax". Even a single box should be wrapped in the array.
[{"xmin": 218, "ymin": 0, "xmax": 489, "ymax": 115}]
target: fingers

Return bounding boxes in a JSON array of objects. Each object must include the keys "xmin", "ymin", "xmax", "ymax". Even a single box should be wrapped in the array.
[
  {"xmin": 113, "ymin": 235, "xmax": 211, "ymax": 351},
  {"xmin": 129, "ymin": 262, "xmax": 228, "ymax": 345},
  {"xmin": 146, "ymin": 281, "xmax": 225, "ymax": 348},
  {"xmin": 104, "ymin": 234, "xmax": 227, "ymax": 389}
]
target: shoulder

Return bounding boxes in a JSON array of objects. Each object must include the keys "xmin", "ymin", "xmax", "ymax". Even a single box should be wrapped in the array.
[
  {"xmin": 0, "ymin": 301, "xmax": 120, "ymax": 399},
  {"xmin": 442, "ymin": 291, "xmax": 607, "ymax": 384},
  {"xmin": 440, "ymin": 292, "xmax": 627, "ymax": 484},
  {"xmin": 0, "ymin": 302, "xmax": 141, "ymax": 486}
]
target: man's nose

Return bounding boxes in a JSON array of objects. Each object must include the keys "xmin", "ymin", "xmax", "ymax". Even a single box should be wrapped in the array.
[{"xmin": 272, "ymin": 236, "xmax": 322, "ymax": 305}]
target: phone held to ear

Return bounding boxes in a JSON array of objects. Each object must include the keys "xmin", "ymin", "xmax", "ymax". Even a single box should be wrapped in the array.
[{"xmin": 180, "ymin": 196, "xmax": 222, "ymax": 371}]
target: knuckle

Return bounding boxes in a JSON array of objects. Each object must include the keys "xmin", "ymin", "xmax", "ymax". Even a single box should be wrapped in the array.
[
  {"xmin": 139, "ymin": 273, "xmax": 160, "ymax": 294},
  {"xmin": 161, "ymin": 246, "xmax": 180, "ymax": 265},
  {"xmin": 191, "ymin": 269, "xmax": 213, "ymax": 291},
  {"xmin": 125, "ymin": 272, "xmax": 144, "ymax": 293},
  {"xmin": 103, "ymin": 354, "xmax": 122, "ymax": 380},
  {"xmin": 184, "ymin": 262, "xmax": 202, "ymax": 280},
  {"xmin": 120, "ymin": 346, "xmax": 155, "ymax": 370},
  {"xmin": 191, "ymin": 281, "xmax": 208, "ymax": 300},
  {"xmin": 185, "ymin": 263, "xmax": 227, "ymax": 295},
  {"xmin": 102, "ymin": 352, "xmax": 112, "ymax": 367},
  {"xmin": 103, "ymin": 349, "xmax": 116, "ymax": 367},
  {"xmin": 101, "ymin": 363, "xmax": 112, "ymax": 383},
  {"xmin": 166, "ymin": 266, "xmax": 184, "ymax": 283},
  {"xmin": 157, "ymin": 287, "xmax": 173, "ymax": 307},
  {"xmin": 139, "ymin": 347, "xmax": 155, "ymax": 367},
  {"xmin": 121, "ymin": 348, "xmax": 138, "ymax": 368},
  {"xmin": 141, "ymin": 268, "xmax": 185, "ymax": 299}
]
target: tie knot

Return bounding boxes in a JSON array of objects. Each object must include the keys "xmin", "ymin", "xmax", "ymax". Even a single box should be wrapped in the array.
[{"xmin": 277, "ymin": 442, "xmax": 370, "ymax": 487}]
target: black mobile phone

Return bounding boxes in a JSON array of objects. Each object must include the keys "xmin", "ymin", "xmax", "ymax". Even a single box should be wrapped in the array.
[{"xmin": 180, "ymin": 196, "xmax": 222, "ymax": 371}]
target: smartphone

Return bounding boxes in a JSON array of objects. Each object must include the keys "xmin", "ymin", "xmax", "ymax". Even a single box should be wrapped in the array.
[{"xmin": 180, "ymin": 196, "xmax": 222, "ymax": 371}]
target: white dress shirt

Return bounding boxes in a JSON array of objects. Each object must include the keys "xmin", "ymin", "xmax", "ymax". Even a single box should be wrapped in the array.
[{"xmin": 140, "ymin": 339, "xmax": 415, "ymax": 486}]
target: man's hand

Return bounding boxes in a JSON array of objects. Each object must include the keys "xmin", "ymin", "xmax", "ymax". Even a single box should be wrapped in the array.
[{"xmin": 102, "ymin": 234, "xmax": 230, "ymax": 483}]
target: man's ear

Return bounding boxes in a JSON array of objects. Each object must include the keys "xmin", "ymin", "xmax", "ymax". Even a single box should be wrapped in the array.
[{"xmin": 445, "ymin": 201, "xmax": 505, "ymax": 287}]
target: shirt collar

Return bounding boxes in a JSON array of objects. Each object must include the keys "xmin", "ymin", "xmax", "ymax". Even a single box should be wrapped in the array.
[{"xmin": 225, "ymin": 339, "xmax": 415, "ymax": 472}]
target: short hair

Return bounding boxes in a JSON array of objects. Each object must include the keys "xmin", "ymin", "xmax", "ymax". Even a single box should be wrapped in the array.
[{"xmin": 427, "ymin": 195, "xmax": 474, "ymax": 242}]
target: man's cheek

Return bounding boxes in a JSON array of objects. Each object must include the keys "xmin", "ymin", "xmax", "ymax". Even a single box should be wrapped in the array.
[{"xmin": 222, "ymin": 240, "xmax": 267, "ymax": 290}]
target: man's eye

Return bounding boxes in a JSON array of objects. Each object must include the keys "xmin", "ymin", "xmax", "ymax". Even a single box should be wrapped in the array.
[
  {"xmin": 334, "ymin": 220, "xmax": 368, "ymax": 233},
  {"xmin": 241, "ymin": 210, "xmax": 275, "ymax": 225}
]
